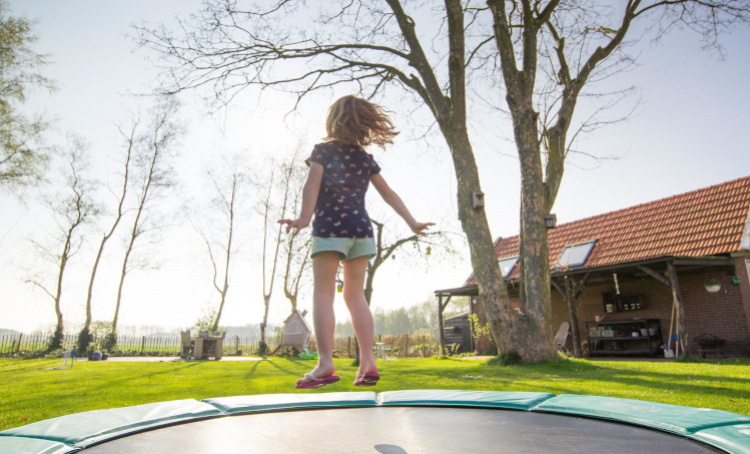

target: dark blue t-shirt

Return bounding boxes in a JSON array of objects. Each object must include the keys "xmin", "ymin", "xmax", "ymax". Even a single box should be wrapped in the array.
[{"xmin": 306, "ymin": 141, "xmax": 381, "ymax": 238}]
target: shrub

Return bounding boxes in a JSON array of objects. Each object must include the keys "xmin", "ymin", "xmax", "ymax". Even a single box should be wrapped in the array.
[
  {"xmin": 103, "ymin": 332, "xmax": 117, "ymax": 352},
  {"xmin": 77, "ymin": 327, "xmax": 93, "ymax": 354},
  {"xmin": 47, "ymin": 326, "xmax": 64, "ymax": 352}
]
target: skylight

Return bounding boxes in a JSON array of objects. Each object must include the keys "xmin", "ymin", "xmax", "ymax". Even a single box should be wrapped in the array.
[
  {"xmin": 555, "ymin": 240, "xmax": 597, "ymax": 269},
  {"xmin": 498, "ymin": 256, "xmax": 519, "ymax": 278}
]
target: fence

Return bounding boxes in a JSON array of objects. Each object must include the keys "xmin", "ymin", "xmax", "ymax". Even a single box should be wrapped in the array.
[
  {"xmin": 328, "ymin": 334, "xmax": 441, "ymax": 359},
  {"xmin": 0, "ymin": 331, "xmax": 440, "ymax": 358},
  {"xmin": 0, "ymin": 332, "xmax": 282, "ymax": 357}
]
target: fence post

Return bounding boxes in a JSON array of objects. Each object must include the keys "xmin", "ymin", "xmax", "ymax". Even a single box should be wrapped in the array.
[
  {"xmin": 141, "ymin": 336, "xmax": 145, "ymax": 353},
  {"xmin": 405, "ymin": 334, "xmax": 409, "ymax": 358},
  {"xmin": 347, "ymin": 337, "xmax": 351, "ymax": 358},
  {"xmin": 17, "ymin": 333, "xmax": 22, "ymax": 353}
]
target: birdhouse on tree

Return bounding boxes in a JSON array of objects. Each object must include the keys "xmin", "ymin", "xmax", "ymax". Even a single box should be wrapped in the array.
[{"xmin": 280, "ymin": 309, "xmax": 313, "ymax": 350}]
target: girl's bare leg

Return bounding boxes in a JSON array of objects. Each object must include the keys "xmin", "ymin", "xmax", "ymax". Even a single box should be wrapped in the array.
[
  {"xmin": 342, "ymin": 255, "xmax": 378, "ymax": 376},
  {"xmin": 297, "ymin": 251, "xmax": 340, "ymax": 385}
]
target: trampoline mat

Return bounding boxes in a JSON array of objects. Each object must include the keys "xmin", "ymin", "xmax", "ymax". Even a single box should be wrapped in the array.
[{"xmin": 84, "ymin": 406, "xmax": 724, "ymax": 453}]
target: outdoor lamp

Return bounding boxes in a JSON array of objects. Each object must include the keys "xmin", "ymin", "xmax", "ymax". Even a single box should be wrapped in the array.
[{"xmin": 337, "ymin": 282, "xmax": 343, "ymax": 293}]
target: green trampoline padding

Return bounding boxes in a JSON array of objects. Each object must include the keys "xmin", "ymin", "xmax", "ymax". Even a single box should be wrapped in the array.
[
  {"xmin": 2, "ymin": 390, "xmax": 749, "ymax": 454},
  {"xmin": 202, "ymin": 391, "xmax": 377, "ymax": 414},
  {"xmin": 533, "ymin": 394, "xmax": 750, "ymax": 436},
  {"xmin": 692, "ymin": 424, "xmax": 750, "ymax": 454},
  {"xmin": 0, "ymin": 436, "xmax": 76, "ymax": 454},
  {"xmin": 0, "ymin": 399, "xmax": 222, "ymax": 448},
  {"xmin": 378, "ymin": 390, "xmax": 555, "ymax": 411}
]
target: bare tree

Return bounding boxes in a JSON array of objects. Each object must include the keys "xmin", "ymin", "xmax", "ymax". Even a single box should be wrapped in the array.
[
  {"xmin": 135, "ymin": 0, "xmax": 529, "ymax": 359},
  {"xmin": 195, "ymin": 152, "xmax": 249, "ymax": 332},
  {"xmin": 349, "ymin": 218, "xmax": 454, "ymax": 364},
  {"xmin": 26, "ymin": 135, "xmax": 99, "ymax": 350},
  {"xmin": 280, "ymin": 158, "xmax": 313, "ymax": 314},
  {"xmin": 136, "ymin": 0, "xmax": 748, "ymax": 361},
  {"xmin": 258, "ymin": 158, "xmax": 293, "ymax": 354},
  {"xmin": 77, "ymin": 122, "xmax": 137, "ymax": 352},
  {"xmin": 484, "ymin": 0, "xmax": 748, "ymax": 353},
  {"xmin": 107, "ymin": 98, "xmax": 181, "ymax": 346}
]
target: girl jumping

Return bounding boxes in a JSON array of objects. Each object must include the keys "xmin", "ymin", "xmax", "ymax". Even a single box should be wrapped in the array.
[{"xmin": 279, "ymin": 95, "xmax": 433, "ymax": 389}]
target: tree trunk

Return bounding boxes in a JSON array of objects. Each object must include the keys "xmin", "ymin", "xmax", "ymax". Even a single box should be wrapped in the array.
[
  {"xmin": 445, "ymin": 130, "xmax": 552, "ymax": 360},
  {"xmin": 84, "ymin": 236, "xmax": 108, "ymax": 330},
  {"xmin": 260, "ymin": 295, "xmax": 271, "ymax": 354},
  {"xmin": 112, "ymin": 249, "xmax": 130, "ymax": 333},
  {"xmin": 510, "ymin": 108, "xmax": 556, "ymax": 361},
  {"xmin": 563, "ymin": 278, "xmax": 582, "ymax": 358}
]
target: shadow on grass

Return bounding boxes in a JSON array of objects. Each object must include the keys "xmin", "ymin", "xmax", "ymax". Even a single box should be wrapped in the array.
[{"xmin": 390, "ymin": 359, "xmax": 750, "ymax": 407}]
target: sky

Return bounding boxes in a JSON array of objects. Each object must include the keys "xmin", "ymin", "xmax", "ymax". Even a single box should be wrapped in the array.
[{"xmin": 1, "ymin": 1, "xmax": 749, "ymax": 334}]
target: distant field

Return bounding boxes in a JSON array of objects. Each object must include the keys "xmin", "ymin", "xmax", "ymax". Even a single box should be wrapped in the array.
[{"xmin": 1, "ymin": 356, "xmax": 749, "ymax": 431}]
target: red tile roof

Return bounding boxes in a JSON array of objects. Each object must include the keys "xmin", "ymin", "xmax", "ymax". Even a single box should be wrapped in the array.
[{"xmin": 466, "ymin": 175, "xmax": 750, "ymax": 285}]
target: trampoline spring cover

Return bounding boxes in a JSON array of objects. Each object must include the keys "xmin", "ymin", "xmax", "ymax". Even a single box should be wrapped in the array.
[{"xmin": 1, "ymin": 390, "xmax": 749, "ymax": 454}]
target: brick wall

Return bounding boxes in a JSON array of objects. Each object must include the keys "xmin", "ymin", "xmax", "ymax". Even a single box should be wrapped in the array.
[
  {"xmin": 550, "ymin": 266, "xmax": 750, "ymax": 357},
  {"xmin": 468, "ymin": 261, "xmax": 750, "ymax": 357}
]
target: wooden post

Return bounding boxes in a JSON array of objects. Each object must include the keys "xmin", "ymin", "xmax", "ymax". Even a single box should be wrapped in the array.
[
  {"xmin": 405, "ymin": 334, "xmax": 410, "ymax": 358},
  {"xmin": 17, "ymin": 333, "xmax": 22, "ymax": 353},
  {"xmin": 141, "ymin": 335, "xmax": 145, "ymax": 353},
  {"xmin": 438, "ymin": 294, "xmax": 449, "ymax": 356},
  {"xmin": 666, "ymin": 261, "xmax": 688, "ymax": 355},
  {"xmin": 347, "ymin": 337, "xmax": 351, "ymax": 358}
]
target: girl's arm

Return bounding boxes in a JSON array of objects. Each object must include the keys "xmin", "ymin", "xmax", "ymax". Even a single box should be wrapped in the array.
[
  {"xmin": 370, "ymin": 174, "xmax": 434, "ymax": 235},
  {"xmin": 278, "ymin": 163, "xmax": 323, "ymax": 235}
]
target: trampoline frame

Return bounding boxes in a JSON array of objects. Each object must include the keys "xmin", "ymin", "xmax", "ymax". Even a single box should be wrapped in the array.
[{"xmin": 1, "ymin": 390, "xmax": 749, "ymax": 454}]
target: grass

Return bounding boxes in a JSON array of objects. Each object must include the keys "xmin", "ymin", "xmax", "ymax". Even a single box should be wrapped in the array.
[{"xmin": 1, "ymin": 356, "xmax": 749, "ymax": 431}]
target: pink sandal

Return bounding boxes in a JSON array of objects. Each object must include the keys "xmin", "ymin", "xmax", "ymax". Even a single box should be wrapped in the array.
[
  {"xmin": 354, "ymin": 372, "xmax": 380, "ymax": 387},
  {"xmin": 295, "ymin": 373, "xmax": 340, "ymax": 389}
]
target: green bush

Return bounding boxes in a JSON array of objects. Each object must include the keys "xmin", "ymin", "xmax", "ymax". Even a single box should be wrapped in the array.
[
  {"xmin": 47, "ymin": 326, "xmax": 64, "ymax": 352},
  {"xmin": 103, "ymin": 332, "xmax": 117, "ymax": 352},
  {"xmin": 77, "ymin": 327, "xmax": 93, "ymax": 354}
]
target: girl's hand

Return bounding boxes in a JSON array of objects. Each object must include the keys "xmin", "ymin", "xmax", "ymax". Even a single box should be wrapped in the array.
[
  {"xmin": 410, "ymin": 221, "xmax": 435, "ymax": 236},
  {"xmin": 278, "ymin": 218, "xmax": 309, "ymax": 236}
]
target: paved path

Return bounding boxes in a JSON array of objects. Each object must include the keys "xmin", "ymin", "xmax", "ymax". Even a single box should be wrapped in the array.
[{"xmin": 80, "ymin": 356, "xmax": 268, "ymax": 363}]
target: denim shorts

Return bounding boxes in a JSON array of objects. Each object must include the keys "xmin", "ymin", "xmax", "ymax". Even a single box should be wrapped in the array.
[{"xmin": 311, "ymin": 237, "xmax": 376, "ymax": 261}]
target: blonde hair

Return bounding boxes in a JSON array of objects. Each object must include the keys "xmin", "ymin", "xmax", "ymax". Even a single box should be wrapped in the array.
[{"xmin": 324, "ymin": 95, "xmax": 399, "ymax": 149}]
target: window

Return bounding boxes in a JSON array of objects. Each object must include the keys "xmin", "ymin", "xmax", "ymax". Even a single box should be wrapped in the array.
[
  {"xmin": 555, "ymin": 240, "xmax": 596, "ymax": 269},
  {"xmin": 498, "ymin": 256, "xmax": 519, "ymax": 278}
]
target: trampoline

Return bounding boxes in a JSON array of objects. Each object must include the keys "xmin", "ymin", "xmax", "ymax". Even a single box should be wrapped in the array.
[{"xmin": 1, "ymin": 390, "xmax": 749, "ymax": 453}]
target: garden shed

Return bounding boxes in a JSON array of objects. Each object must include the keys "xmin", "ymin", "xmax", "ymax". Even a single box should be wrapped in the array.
[
  {"xmin": 270, "ymin": 310, "xmax": 313, "ymax": 355},
  {"xmin": 436, "ymin": 175, "xmax": 750, "ymax": 357}
]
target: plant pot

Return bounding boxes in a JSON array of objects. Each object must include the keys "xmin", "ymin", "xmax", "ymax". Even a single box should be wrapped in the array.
[
  {"xmin": 649, "ymin": 328, "xmax": 657, "ymax": 336},
  {"xmin": 705, "ymin": 281, "xmax": 721, "ymax": 293},
  {"xmin": 640, "ymin": 329, "xmax": 648, "ymax": 336}
]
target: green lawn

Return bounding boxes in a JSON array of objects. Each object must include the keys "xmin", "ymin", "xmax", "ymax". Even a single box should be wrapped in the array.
[{"xmin": 1, "ymin": 356, "xmax": 749, "ymax": 432}]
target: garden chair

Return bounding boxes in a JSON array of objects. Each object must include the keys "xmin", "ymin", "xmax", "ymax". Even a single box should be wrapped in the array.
[
  {"xmin": 180, "ymin": 331, "xmax": 194, "ymax": 358},
  {"xmin": 554, "ymin": 322, "xmax": 571, "ymax": 355}
]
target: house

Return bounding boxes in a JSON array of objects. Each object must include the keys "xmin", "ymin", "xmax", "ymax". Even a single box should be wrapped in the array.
[{"xmin": 436, "ymin": 175, "xmax": 750, "ymax": 357}]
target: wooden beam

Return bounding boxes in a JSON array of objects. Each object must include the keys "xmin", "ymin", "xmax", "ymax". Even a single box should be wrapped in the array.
[
  {"xmin": 573, "ymin": 272, "xmax": 591, "ymax": 301},
  {"xmin": 551, "ymin": 279, "xmax": 566, "ymax": 298},
  {"xmin": 673, "ymin": 259, "xmax": 733, "ymax": 267},
  {"xmin": 438, "ymin": 294, "xmax": 449, "ymax": 356},
  {"xmin": 441, "ymin": 295, "xmax": 453, "ymax": 312},
  {"xmin": 666, "ymin": 260, "xmax": 689, "ymax": 356},
  {"xmin": 563, "ymin": 277, "xmax": 583, "ymax": 358},
  {"xmin": 637, "ymin": 265, "xmax": 672, "ymax": 288}
]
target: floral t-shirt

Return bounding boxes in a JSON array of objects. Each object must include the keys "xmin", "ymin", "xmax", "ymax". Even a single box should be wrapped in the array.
[{"xmin": 306, "ymin": 141, "xmax": 381, "ymax": 238}]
